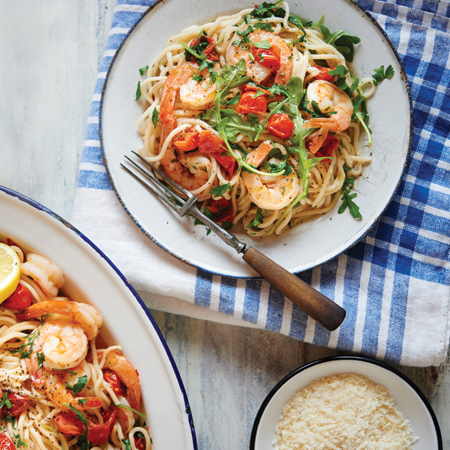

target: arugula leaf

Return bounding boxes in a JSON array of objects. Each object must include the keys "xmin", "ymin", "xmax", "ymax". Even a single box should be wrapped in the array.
[
  {"xmin": 247, "ymin": 208, "xmax": 264, "ymax": 228},
  {"xmin": 14, "ymin": 434, "xmax": 28, "ymax": 447},
  {"xmin": 0, "ymin": 393, "xmax": 12, "ymax": 410},
  {"xmin": 135, "ymin": 81, "xmax": 142, "ymax": 101},
  {"xmin": 112, "ymin": 402, "xmax": 146, "ymax": 419},
  {"xmin": 328, "ymin": 64, "xmax": 348, "ymax": 89},
  {"xmin": 338, "ymin": 177, "xmax": 362, "ymax": 218},
  {"xmin": 66, "ymin": 375, "xmax": 88, "ymax": 395},
  {"xmin": 122, "ymin": 440, "xmax": 132, "ymax": 450},
  {"xmin": 2, "ymin": 415, "xmax": 16, "ymax": 428},
  {"xmin": 36, "ymin": 352, "xmax": 45, "ymax": 370},
  {"xmin": 253, "ymin": 40, "xmax": 272, "ymax": 49},
  {"xmin": 319, "ymin": 25, "xmax": 361, "ymax": 62},
  {"xmin": 10, "ymin": 325, "xmax": 42, "ymax": 360},
  {"xmin": 151, "ymin": 108, "xmax": 159, "ymax": 127},
  {"xmin": 218, "ymin": 110, "xmax": 264, "ymax": 142},
  {"xmin": 210, "ymin": 183, "xmax": 232, "ymax": 199},
  {"xmin": 372, "ymin": 64, "xmax": 394, "ymax": 86},
  {"xmin": 139, "ymin": 65, "xmax": 149, "ymax": 75}
]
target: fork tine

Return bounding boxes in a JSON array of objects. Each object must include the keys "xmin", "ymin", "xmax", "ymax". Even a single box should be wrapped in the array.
[{"xmin": 123, "ymin": 153, "xmax": 198, "ymax": 216}]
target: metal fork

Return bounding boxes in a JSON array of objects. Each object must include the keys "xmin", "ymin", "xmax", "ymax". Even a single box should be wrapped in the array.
[{"xmin": 121, "ymin": 152, "xmax": 346, "ymax": 331}]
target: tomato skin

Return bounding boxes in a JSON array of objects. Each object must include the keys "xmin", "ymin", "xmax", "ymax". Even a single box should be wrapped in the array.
[
  {"xmin": 2, "ymin": 284, "xmax": 32, "ymax": 309},
  {"xmin": 0, "ymin": 393, "xmax": 30, "ymax": 418},
  {"xmin": 198, "ymin": 131, "xmax": 236, "ymax": 178},
  {"xmin": 314, "ymin": 134, "xmax": 340, "ymax": 159},
  {"xmin": 236, "ymin": 91, "xmax": 267, "ymax": 115},
  {"xmin": 173, "ymin": 128, "xmax": 199, "ymax": 152},
  {"xmin": 266, "ymin": 113, "xmax": 295, "ymax": 139},
  {"xmin": 251, "ymin": 45, "xmax": 281, "ymax": 71},
  {"xmin": 103, "ymin": 369, "xmax": 126, "ymax": 397},
  {"xmin": 55, "ymin": 409, "xmax": 117, "ymax": 445},
  {"xmin": 0, "ymin": 433, "xmax": 15, "ymax": 450},
  {"xmin": 314, "ymin": 63, "xmax": 334, "ymax": 81}
]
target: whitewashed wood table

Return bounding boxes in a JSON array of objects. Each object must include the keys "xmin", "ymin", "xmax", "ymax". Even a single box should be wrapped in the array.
[{"xmin": 0, "ymin": 1, "xmax": 449, "ymax": 449}]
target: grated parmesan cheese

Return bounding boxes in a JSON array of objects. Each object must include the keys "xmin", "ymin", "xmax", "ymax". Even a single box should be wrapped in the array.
[{"xmin": 273, "ymin": 373, "xmax": 418, "ymax": 450}]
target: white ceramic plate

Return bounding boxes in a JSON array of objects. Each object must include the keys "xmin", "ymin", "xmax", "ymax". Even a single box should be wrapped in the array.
[
  {"xmin": 0, "ymin": 185, "xmax": 197, "ymax": 450},
  {"xmin": 250, "ymin": 356, "xmax": 442, "ymax": 450},
  {"xmin": 100, "ymin": 0, "xmax": 412, "ymax": 277}
]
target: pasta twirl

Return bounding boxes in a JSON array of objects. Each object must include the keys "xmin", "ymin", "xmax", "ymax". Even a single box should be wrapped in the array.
[
  {"xmin": 0, "ymin": 237, "xmax": 151, "ymax": 450},
  {"xmin": 137, "ymin": 1, "xmax": 378, "ymax": 237}
]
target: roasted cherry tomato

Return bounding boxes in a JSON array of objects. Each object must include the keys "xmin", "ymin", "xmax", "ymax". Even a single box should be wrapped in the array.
[
  {"xmin": 0, "ymin": 393, "xmax": 30, "ymax": 418},
  {"xmin": 251, "ymin": 45, "xmax": 281, "ymax": 71},
  {"xmin": 2, "ymin": 284, "xmax": 32, "ymax": 309},
  {"xmin": 314, "ymin": 63, "xmax": 334, "ymax": 81},
  {"xmin": 189, "ymin": 35, "xmax": 218, "ymax": 61},
  {"xmin": 236, "ymin": 91, "xmax": 267, "ymax": 115},
  {"xmin": 87, "ymin": 410, "xmax": 117, "ymax": 445},
  {"xmin": 173, "ymin": 128, "xmax": 200, "ymax": 152},
  {"xmin": 203, "ymin": 197, "xmax": 234, "ymax": 223},
  {"xmin": 315, "ymin": 134, "xmax": 340, "ymax": 159},
  {"xmin": 266, "ymin": 113, "xmax": 295, "ymax": 139},
  {"xmin": 103, "ymin": 369, "xmax": 126, "ymax": 397},
  {"xmin": 198, "ymin": 131, "xmax": 236, "ymax": 178},
  {"xmin": 55, "ymin": 411, "xmax": 85, "ymax": 436},
  {"xmin": 0, "ymin": 433, "xmax": 15, "ymax": 450}
]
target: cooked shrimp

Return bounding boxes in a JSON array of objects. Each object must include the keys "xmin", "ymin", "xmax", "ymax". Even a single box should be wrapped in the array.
[
  {"xmin": 305, "ymin": 80, "xmax": 353, "ymax": 132},
  {"xmin": 159, "ymin": 61, "xmax": 217, "ymax": 149},
  {"xmin": 20, "ymin": 253, "xmax": 65, "ymax": 297},
  {"xmin": 103, "ymin": 350, "xmax": 140, "ymax": 412},
  {"xmin": 35, "ymin": 320, "xmax": 88, "ymax": 370},
  {"xmin": 44, "ymin": 372, "xmax": 103, "ymax": 411},
  {"xmin": 226, "ymin": 30, "xmax": 292, "ymax": 85},
  {"xmin": 241, "ymin": 141, "xmax": 300, "ymax": 210},
  {"xmin": 160, "ymin": 147, "xmax": 212, "ymax": 197},
  {"xmin": 17, "ymin": 299, "xmax": 103, "ymax": 340}
]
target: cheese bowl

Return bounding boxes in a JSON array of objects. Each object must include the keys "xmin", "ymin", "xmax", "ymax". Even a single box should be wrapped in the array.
[{"xmin": 250, "ymin": 356, "xmax": 441, "ymax": 450}]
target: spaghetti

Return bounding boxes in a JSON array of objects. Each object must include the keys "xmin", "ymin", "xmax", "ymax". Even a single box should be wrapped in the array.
[
  {"xmin": 137, "ymin": 1, "xmax": 378, "ymax": 237},
  {"xmin": 0, "ymin": 238, "xmax": 151, "ymax": 450}
]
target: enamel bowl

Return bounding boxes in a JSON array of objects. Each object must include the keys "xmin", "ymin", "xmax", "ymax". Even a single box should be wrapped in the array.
[
  {"xmin": 251, "ymin": 356, "xmax": 442, "ymax": 450},
  {"xmin": 100, "ymin": 0, "xmax": 411, "ymax": 277},
  {"xmin": 0, "ymin": 185, "xmax": 197, "ymax": 450}
]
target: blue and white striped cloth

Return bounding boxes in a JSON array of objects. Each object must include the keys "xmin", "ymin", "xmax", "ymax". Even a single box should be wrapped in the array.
[{"xmin": 72, "ymin": 0, "xmax": 450, "ymax": 367}]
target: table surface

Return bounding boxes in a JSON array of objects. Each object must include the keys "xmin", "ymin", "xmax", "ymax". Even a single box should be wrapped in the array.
[{"xmin": 1, "ymin": 1, "xmax": 449, "ymax": 449}]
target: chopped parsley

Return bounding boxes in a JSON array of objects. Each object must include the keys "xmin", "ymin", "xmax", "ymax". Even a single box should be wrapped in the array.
[
  {"xmin": 139, "ymin": 65, "xmax": 149, "ymax": 75},
  {"xmin": 0, "ymin": 393, "xmax": 12, "ymax": 410},
  {"xmin": 210, "ymin": 183, "xmax": 232, "ymax": 199},
  {"xmin": 247, "ymin": 208, "xmax": 265, "ymax": 228},
  {"xmin": 14, "ymin": 434, "xmax": 28, "ymax": 448},
  {"xmin": 66, "ymin": 375, "xmax": 88, "ymax": 395}
]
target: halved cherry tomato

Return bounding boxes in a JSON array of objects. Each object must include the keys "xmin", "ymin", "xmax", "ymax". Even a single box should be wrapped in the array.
[
  {"xmin": 236, "ymin": 91, "xmax": 267, "ymax": 115},
  {"xmin": 314, "ymin": 134, "xmax": 340, "ymax": 159},
  {"xmin": 314, "ymin": 63, "xmax": 334, "ymax": 81},
  {"xmin": 0, "ymin": 433, "xmax": 15, "ymax": 450},
  {"xmin": 251, "ymin": 45, "xmax": 281, "ymax": 71},
  {"xmin": 2, "ymin": 284, "xmax": 32, "ymax": 309},
  {"xmin": 55, "ymin": 411, "xmax": 85, "ymax": 436},
  {"xmin": 173, "ymin": 128, "xmax": 199, "ymax": 152},
  {"xmin": 55, "ymin": 409, "xmax": 117, "ymax": 445},
  {"xmin": 87, "ymin": 410, "xmax": 117, "ymax": 445},
  {"xmin": 198, "ymin": 131, "xmax": 236, "ymax": 178},
  {"xmin": 0, "ymin": 393, "xmax": 30, "ymax": 418},
  {"xmin": 103, "ymin": 369, "xmax": 126, "ymax": 397},
  {"xmin": 266, "ymin": 113, "xmax": 295, "ymax": 139}
]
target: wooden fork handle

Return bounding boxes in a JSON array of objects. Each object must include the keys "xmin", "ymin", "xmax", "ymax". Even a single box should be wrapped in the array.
[{"xmin": 242, "ymin": 246, "xmax": 346, "ymax": 331}]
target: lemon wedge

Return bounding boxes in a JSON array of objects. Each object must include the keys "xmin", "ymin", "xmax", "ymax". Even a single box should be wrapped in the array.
[{"xmin": 0, "ymin": 243, "xmax": 21, "ymax": 303}]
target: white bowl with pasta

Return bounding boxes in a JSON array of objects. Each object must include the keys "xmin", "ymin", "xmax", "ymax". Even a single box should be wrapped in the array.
[
  {"xmin": 0, "ymin": 185, "xmax": 197, "ymax": 450},
  {"xmin": 101, "ymin": 0, "xmax": 412, "ymax": 277},
  {"xmin": 251, "ymin": 356, "xmax": 442, "ymax": 450}
]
